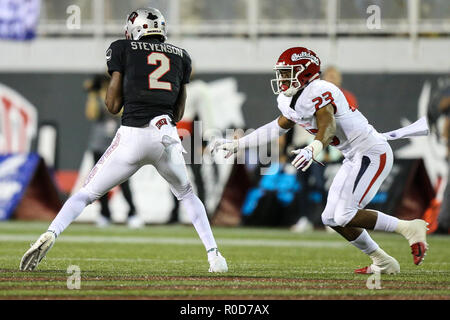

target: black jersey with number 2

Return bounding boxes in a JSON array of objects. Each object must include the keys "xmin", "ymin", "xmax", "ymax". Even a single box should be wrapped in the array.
[{"xmin": 106, "ymin": 37, "xmax": 192, "ymax": 127}]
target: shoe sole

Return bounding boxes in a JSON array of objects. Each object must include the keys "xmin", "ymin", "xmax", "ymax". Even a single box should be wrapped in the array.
[
  {"xmin": 411, "ymin": 242, "xmax": 428, "ymax": 266},
  {"xmin": 409, "ymin": 220, "xmax": 429, "ymax": 266},
  {"xmin": 209, "ymin": 267, "xmax": 228, "ymax": 273},
  {"xmin": 209, "ymin": 265, "xmax": 228, "ymax": 272},
  {"xmin": 355, "ymin": 268, "xmax": 400, "ymax": 275},
  {"xmin": 20, "ymin": 249, "xmax": 39, "ymax": 271},
  {"xmin": 20, "ymin": 236, "xmax": 54, "ymax": 271},
  {"xmin": 20, "ymin": 245, "xmax": 44, "ymax": 271}
]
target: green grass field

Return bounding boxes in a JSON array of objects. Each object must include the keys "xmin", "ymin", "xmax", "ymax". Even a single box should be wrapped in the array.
[{"xmin": 0, "ymin": 221, "xmax": 449, "ymax": 300}]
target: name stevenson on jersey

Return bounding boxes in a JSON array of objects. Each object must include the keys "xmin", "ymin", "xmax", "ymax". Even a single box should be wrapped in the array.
[{"xmin": 130, "ymin": 41, "xmax": 184, "ymax": 58}]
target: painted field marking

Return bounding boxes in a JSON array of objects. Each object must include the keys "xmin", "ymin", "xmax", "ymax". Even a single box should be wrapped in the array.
[{"xmin": 0, "ymin": 234, "xmax": 347, "ymax": 248}]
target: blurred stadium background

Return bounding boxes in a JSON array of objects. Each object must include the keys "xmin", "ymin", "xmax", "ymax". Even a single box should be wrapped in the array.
[{"xmin": 0, "ymin": 0, "xmax": 449, "ymax": 235}]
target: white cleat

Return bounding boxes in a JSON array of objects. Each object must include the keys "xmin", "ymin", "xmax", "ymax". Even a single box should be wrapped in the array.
[
  {"xmin": 400, "ymin": 219, "xmax": 429, "ymax": 265},
  {"xmin": 19, "ymin": 231, "xmax": 56, "ymax": 271},
  {"xmin": 127, "ymin": 215, "xmax": 145, "ymax": 229},
  {"xmin": 290, "ymin": 217, "xmax": 314, "ymax": 233},
  {"xmin": 96, "ymin": 215, "xmax": 111, "ymax": 228},
  {"xmin": 355, "ymin": 256, "xmax": 400, "ymax": 275},
  {"xmin": 402, "ymin": 219, "xmax": 429, "ymax": 246},
  {"xmin": 208, "ymin": 250, "xmax": 228, "ymax": 273}
]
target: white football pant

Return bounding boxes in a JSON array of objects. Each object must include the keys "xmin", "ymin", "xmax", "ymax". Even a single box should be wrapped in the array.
[
  {"xmin": 82, "ymin": 115, "xmax": 191, "ymax": 201},
  {"xmin": 49, "ymin": 115, "xmax": 218, "ymax": 251},
  {"xmin": 321, "ymin": 142, "xmax": 394, "ymax": 227}
]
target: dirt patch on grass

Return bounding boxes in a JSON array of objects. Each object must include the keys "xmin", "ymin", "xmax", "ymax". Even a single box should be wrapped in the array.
[
  {"xmin": 1, "ymin": 274, "xmax": 448, "ymax": 282},
  {"xmin": 1, "ymin": 275, "xmax": 449, "ymax": 300},
  {"xmin": 1, "ymin": 275, "xmax": 449, "ymax": 286},
  {"xmin": 2, "ymin": 295, "xmax": 449, "ymax": 300},
  {"xmin": 1, "ymin": 283, "xmax": 449, "ymax": 291}
]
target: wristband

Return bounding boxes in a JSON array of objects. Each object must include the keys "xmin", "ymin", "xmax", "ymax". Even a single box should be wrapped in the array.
[{"xmin": 307, "ymin": 140, "xmax": 323, "ymax": 159}]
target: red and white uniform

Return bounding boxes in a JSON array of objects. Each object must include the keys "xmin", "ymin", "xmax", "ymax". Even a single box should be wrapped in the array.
[
  {"xmin": 278, "ymin": 79, "xmax": 386, "ymax": 159},
  {"xmin": 278, "ymin": 79, "xmax": 393, "ymax": 227}
]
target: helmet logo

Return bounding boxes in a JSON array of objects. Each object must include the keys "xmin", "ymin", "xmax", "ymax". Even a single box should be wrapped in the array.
[
  {"xmin": 147, "ymin": 12, "xmax": 158, "ymax": 20},
  {"xmin": 291, "ymin": 52, "xmax": 319, "ymax": 65},
  {"xmin": 128, "ymin": 12, "xmax": 138, "ymax": 24}
]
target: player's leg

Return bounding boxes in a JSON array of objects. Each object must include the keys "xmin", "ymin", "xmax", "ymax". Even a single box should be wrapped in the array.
[
  {"xmin": 334, "ymin": 143, "xmax": 428, "ymax": 266},
  {"xmin": 153, "ymin": 142, "xmax": 228, "ymax": 273},
  {"xmin": 322, "ymin": 157, "xmax": 399, "ymax": 274},
  {"xmin": 93, "ymin": 151, "xmax": 112, "ymax": 227},
  {"xmin": 49, "ymin": 129, "xmax": 141, "ymax": 236},
  {"xmin": 331, "ymin": 225, "xmax": 400, "ymax": 274},
  {"xmin": 20, "ymin": 128, "xmax": 141, "ymax": 270}
]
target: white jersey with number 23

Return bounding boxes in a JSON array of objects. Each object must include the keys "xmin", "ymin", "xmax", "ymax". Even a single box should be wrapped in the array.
[{"xmin": 277, "ymin": 79, "xmax": 386, "ymax": 159}]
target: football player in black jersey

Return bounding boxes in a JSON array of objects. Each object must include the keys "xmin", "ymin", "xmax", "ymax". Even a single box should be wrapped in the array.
[{"xmin": 20, "ymin": 8, "xmax": 228, "ymax": 273}]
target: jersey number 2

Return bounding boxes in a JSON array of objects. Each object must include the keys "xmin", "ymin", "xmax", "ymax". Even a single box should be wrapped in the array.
[{"xmin": 147, "ymin": 52, "xmax": 172, "ymax": 91}]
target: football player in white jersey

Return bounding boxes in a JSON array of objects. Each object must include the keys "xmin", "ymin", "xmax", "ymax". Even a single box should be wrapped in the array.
[{"xmin": 212, "ymin": 47, "xmax": 429, "ymax": 274}]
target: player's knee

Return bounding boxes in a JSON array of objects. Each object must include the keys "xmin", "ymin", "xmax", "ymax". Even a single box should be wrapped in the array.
[
  {"xmin": 171, "ymin": 183, "xmax": 193, "ymax": 201},
  {"xmin": 77, "ymin": 188, "xmax": 97, "ymax": 205},
  {"xmin": 321, "ymin": 215, "xmax": 333, "ymax": 227},
  {"xmin": 334, "ymin": 207, "xmax": 357, "ymax": 227},
  {"xmin": 321, "ymin": 205, "xmax": 336, "ymax": 227}
]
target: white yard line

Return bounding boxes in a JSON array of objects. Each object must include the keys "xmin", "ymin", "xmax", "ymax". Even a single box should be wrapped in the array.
[
  {"xmin": 0, "ymin": 256, "xmax": 193, "ymax": 263},
  {"xmin": 0, "ymin": 234, "xmax": 347, "ymax": 248},
  {"xmin": 0, "ymin": 223, "xmax": 329, "ymax": 237}
]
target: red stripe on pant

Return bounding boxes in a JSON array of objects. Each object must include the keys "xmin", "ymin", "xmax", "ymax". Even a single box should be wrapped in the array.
[{"xmin": 358, "ymin": 153, "xmax": 387, "ymax": 206}]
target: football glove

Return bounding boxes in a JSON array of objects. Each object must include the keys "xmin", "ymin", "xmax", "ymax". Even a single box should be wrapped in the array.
[
  {"xmin": 291, "ymin": 147, "xmax": 314, "ymax": 172},
  {"xmin": 210, "ymin": 138, "xmax": 239, "ymax": 159},
  {"xmin": 291, "ymin": 140, "xmax": 324, "ymax": 172}
]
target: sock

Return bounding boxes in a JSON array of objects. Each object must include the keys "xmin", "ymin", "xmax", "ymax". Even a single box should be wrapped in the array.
[
  {"xmin": 180, "ymin": 192, "xmax": 218, "ymax": 253},
  {"xmin": 373, "ymin": 211, "xmax": 399, "ymax": 232},
  {"xmin": 350, "ymin": 230, "xmax": 379, "ymax": 255},
  {"xmin": 48, "ymin": 190, "xmax": 92, "ymax": 237}
]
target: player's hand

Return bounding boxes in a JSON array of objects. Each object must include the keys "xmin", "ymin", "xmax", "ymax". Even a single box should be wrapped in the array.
[
  {"xmin": 210, "ymin": 138, "xmax": 239, "ymax": 158},
  {"xmin": 291, "ymin": 147, "xmax": 313, "ymax": 172}
]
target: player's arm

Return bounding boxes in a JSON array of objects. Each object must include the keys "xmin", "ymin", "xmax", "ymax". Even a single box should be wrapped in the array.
[
  {"xmin": 278, "ymin": 114, "xmax": 296, "ymax": 130},
  {"xmin": 211, "ymin": 115, "xmax": 294, "ymax": 158},
  {"xmin": 291, "ymin": 104, "xmax": 336, "ymax": 171},
  {"xmin": 173, "ymin": 84, "xmax": 187, "ymax": 123},
  {"xmin": 105, "ymin": 71, "xmax": 123, "ymax": 115},
  {"xmin": 314, "ymin": 104, "xmax": 336, "ymax": 148}
]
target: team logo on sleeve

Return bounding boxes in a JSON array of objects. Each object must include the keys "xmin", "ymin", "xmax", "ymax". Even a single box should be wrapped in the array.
[{"xmin": 106, "ymin": 48, "xmax": 112, "ymax": 61}]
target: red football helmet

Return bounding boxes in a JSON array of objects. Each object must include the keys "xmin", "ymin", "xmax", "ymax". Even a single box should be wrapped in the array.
[{"xmin": 271, "ymin": 47, "xmax": 321, "ymax": 96}]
